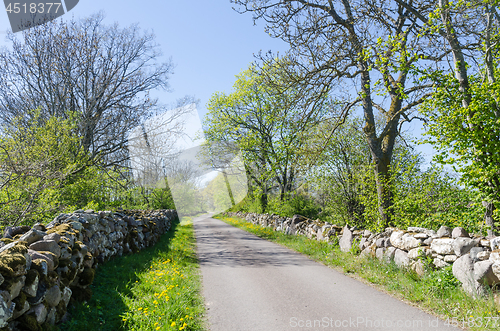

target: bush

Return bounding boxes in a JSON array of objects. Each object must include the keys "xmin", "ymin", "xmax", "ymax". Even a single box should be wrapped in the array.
[{"xmin": 266, "ymin": 194, "xmax": 321, "ymax": 219}]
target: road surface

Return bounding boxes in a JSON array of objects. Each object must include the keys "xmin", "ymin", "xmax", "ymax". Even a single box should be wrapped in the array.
[{"xmin": 193, "ymin": 214, "xmax": 461, "ymax": 331}]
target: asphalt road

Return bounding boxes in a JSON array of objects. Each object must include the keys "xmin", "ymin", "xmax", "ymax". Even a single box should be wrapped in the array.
[{"xmin": 193, "ymin": 214, "xmax": 462, "ymax": 331}]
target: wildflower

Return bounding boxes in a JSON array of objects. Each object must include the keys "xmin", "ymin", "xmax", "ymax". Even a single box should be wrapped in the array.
[{"xmin": 171, "ymin": 322, "xmax": 176, "ymax": 327}]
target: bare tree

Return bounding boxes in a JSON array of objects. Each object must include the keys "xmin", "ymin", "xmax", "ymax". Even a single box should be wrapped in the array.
[{"xmin": 0, "ymin": 12, "xmax": 173, "ymax": 168}]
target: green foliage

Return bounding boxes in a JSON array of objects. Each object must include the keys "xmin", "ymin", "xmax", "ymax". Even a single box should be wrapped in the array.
[
  {"xmin": 423, "ymin": 266, "xmax": 461, "ymax": 294},
  {"xmin": 204, "ymin": 61, "xmax": 329, "ymax": 209},
  {"xmin": 309, "ymin": 114, "xmax": 482, "ymax": 232},
  {"xmin": 266, "ymin": 194, "xmax": 321, "ymax": 219},
  {"xmin": 421, "ymin": 70, "xmax": 500, "ymax": 204},
  {"xmin": 359, "ymin": 158, "xmax": 482, "ymax": 233},
  {"xmin": 0, "ymin": 110, "xmax": 90, "ymax": 226}
]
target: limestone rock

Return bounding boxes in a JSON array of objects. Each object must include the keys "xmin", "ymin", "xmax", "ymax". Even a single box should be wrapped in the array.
[
  {"xmin": 433, "ymin": 258, "xmax": 450, "ymax": 268},
  {"xmin": 358, "ymin": 237, "xmax": 367, "ymax": 250},
  {"xmin": 474, "ymin": 260, "xmax": 500, "ymax": 286},
  {"xmin": 43, "ymin": 233, "xmax": 61, "ymax": 243},
  {"xmin": 444, "ymin": 254, "xmax": 458, "ymax": 263},
  {"xmin": 423, "ymin": 237, "xmax": 434, "ymax": 246},
  {"xmin": 407, "ymin": 226, "xmax": 427, "ymax": 233},
  {"xmin": 490, "ymin": 237, "xmax": 500, "ymax": 251},
  {"xmin": 30, "ymin": 303, "xmax": 48, "ymax": 324},
  {"xmin": 436, "ymin": 226, "xmax": 452, "ymax": 238},
  {"xmin": 29, "ymin": 240, "xmax": 61, "ymax": 258},
  {"xmin": 389, "ymin": 230, "xmax": 405, "ymax": 249},
  {"xmin": 376, "ymin": 248, "xmax": 385, "ymax": 261},
  {"xmin": 477, "ymin": 251, "xmax": 490, "ymax": 261},
  {"xmin": 375, "ymin": 238, "xmax": 386, "ymax": 248},
  {"xmin": 23, "ymin": 270, "xmax": 39, "ymax": 297},
  {"xmin": 408, "ymin": 247, "xmax": 429, "ymax": 260},
  {"xmin": 3, "ymin": 226, "xmax": 30, "ymax": 239},
  {"xmin": 9, "ymin": 276, "xmax": 25, "ymax": 300},
  {"xmin": 46, "ymin": 307, "xmax": 56, "ymax": 325},
  {"xmin": 453, "ymin": 237, "xmax": 478, "ymax": 257},
  {"xmin": 19, "ymin": 229, "xmax": 46, "ymax": 245},
  {"xmin": 61, "ymin": 287, "xmax": 72, "ymax": 307},
  {"xmin": 394, "ymin": 249, "xmax": 409, "ymax": 267},
  {"xmin": 414, "ymin": 233, "xmax": 429, "ymax": 240},
  {"xmin": 469, "ymin": 247, "xmax": 485, "ymax": 262},
  {"xmin": 383, "ymin": 247, "xmax": 397, "ymax": 263},
  {"xmin": 45, "ymin": 286, "xmax": 61, "ymax": 307},
  {"xmin": 11, "ymin": 300, "xmax": 29, "ymax": 320},
  {"xmin": 27, "ymin": 250, "xmax": 55, "ymax": 271},
  {"xmin": 490, "ymin": 250, "xmax": 500, "ymax": 263},
  {"xmin": 451, "ymin": 227, "xmax": 469, "ymax": 239},
  {"xmin": 0, "ymin": 291, "xmax": 15, "ymax": 327},
  {"xmin": 481, "ymin": 239, "xmax": 491, "ymax": 247},
  {"xmin": 453, "ymin": 254, "xmax": 485, "ymax": 297},
  {"xmin": 431, "ymin": 238, "xmax": 454, "ymax": 255}
]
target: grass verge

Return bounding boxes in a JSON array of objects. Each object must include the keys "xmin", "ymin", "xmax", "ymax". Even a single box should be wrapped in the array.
[
  {"xmin": 216, "ymin": 215, "xmax": 500, "ymax": 331},
  {"xmin": 60, "ymin": 218, "xmax": 205, "ymax": 331}
]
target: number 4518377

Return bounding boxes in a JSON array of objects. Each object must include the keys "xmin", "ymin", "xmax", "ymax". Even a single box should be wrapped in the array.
[{"xmin": 5, "ymin": 2, "xmax": 62, "ymax": 14}]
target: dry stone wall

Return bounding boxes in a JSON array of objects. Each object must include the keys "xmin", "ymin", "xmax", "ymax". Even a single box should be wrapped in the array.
[
  {"xmin": 224, "ymin": 211, "xmax": 500, "ymax": 298},
  {"xmin": 0, "ymin": 209, "xmax": 177, "ymax": 330}
]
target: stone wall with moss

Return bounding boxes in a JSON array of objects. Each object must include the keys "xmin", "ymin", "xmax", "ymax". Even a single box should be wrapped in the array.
[{"xmin": 0, "ymin": 209, "xmax": 177, "ymax": 330}]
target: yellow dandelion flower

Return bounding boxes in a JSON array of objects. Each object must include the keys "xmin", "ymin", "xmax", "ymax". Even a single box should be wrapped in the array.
[{"xmin": 171, "ymin": 322, "xmax": 176, "ymax": 327}]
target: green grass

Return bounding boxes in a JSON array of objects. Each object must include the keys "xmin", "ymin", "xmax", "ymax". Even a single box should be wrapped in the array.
[
  {"xmin": 217, "ymin": 215, "xmax": 500, "ymax": 331},
  {"xmin": 60, "ymin": 219, "xmax": 206, "ymax": 331}
]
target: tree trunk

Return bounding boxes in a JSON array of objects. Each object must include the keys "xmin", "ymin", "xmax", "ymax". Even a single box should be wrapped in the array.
[
  {"xmin": 373, "ymin": 156, "xmax": 393, "ymax": 228},
  {"xmin": 482, "ymin": 201, "xmax": 496, "ymax": 237},
  {"xmin": 223, "ymin": 171, "xmax": 236, "ymax": 207},
  {"xmin": 260, "ymin": 188, "xmax": 268, "ymax": 213}
]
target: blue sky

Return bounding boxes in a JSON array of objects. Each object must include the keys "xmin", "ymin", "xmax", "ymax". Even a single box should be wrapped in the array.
[{"xmin": 0, "ymin": 0, "xmax": 436, "ymax": 166}]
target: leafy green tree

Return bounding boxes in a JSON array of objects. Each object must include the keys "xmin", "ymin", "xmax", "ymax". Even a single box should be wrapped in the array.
[
  {"xmin": 0, "ymin": 110, "xmax": 89, "ymax": 225},
  {"xmin": 232, "ymin": 0, "xmax": 440, "ymax": 226},
  {"xmin": 411, "ymin": 0, "xmax": 500, "ymax": 235}
]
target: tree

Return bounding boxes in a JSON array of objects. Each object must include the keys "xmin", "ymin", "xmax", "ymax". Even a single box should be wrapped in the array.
[
  {"xmin": 0, "ymin": 12, "xmax": 173, "ymax": 168},
  {"xmin": 232, "ymin": 0, "xmax": 441, "ymax": 227},
  {"xmin": 204, "ymin": 63, "xmax": 329, "ymax": 211},
  {"xmin": 0, "ymin": 110, "xmax": 89, "ymax": 226},
  {"xmin": 400, "ymin": 0, "xmax": 500, "ymax": 235},
  {"xmin": 309, "ymin": 116, "xmax": 371, "ymax": 225}
]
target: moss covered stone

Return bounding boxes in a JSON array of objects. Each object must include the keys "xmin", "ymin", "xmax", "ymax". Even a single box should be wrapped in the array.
[
  {"xmin": 14, "ymin": 291, "xmax": 27, "ymax": 311},
  {"xmin": 70, "ymin": 286, "xmax": 92, "ymax": 302},
  {"xmin": 0, "ymin": 241, "xmax": 28, "ymax": 277},
  {"xmin": 78, "ymin": 268, "xmax": 95, "ymax": 286},
  {"xmin": 46, "ymin": 224, "xmax": 74, "ymax": 237},
  {"xmin": 18, "ymin": 313, "xmax": 42, "ymax": 331}
]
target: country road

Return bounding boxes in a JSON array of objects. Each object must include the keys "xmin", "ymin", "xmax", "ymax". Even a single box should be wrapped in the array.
[{"xmin": 193, "ymin": 214, "xmax": 463, "ymax": 331}]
